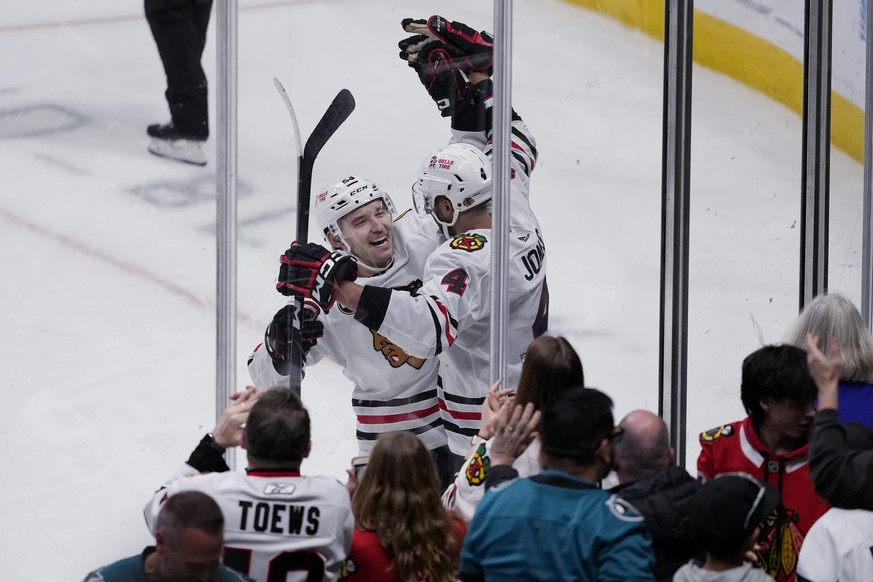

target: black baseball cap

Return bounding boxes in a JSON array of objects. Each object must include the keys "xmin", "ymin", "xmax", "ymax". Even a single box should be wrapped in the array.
[{"xmin": 690, "ymin": 473, "xmax": 781, "ymax": 548}]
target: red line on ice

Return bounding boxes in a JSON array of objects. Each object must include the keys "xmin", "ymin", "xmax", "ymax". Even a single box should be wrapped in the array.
[{"xmin": 0, "ymin": 207, "xmax": 260, "ymax": 330}]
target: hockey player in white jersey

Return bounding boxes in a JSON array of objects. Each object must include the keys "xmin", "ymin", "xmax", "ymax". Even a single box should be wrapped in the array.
[
  {"xmin": 145, "ymin": 387, "xmax": 353, "ymax": 582},
  {"xmin": 277, "ymin": 54, "xmax": 548, "ymax": 456},
  {"xmin": 247, "ymin": 176, "xmax": 452, "ymax": 479}
]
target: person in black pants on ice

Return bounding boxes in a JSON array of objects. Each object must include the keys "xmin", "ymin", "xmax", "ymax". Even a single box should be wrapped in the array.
[{"xmin": 145, "ymin": 0, "xmax": 212, "ymax": 166}]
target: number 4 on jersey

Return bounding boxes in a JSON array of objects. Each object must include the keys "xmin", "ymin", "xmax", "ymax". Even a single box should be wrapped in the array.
[{"xmin": 441, "ymin": 268, "xmax": 469, "ymax": 295}]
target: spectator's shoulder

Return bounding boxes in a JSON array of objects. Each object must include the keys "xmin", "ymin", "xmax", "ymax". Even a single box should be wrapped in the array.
[
  {"xmin": 604, "ymin": 493, "xmax": 646, "ymax": 525},
  {"xmin": 699, "ymin": 421, "xmax": 739, "ymax": 447}
]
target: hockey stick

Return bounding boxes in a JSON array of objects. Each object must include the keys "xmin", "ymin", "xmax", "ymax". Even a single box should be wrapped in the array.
[{"xmin": 273, "ymin": 78, "xmax": 356, "ymax": 394}]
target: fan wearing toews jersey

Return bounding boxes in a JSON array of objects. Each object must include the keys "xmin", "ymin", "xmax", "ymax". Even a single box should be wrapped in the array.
[
  {"xmin": 247, "ymin": 176, "xmax": 452, "ymax": 483},
  {"xmin": 277, "ymin": 70, "xmax": 547, "ymax": 459},
  {"xmin": 145, "ymin": 387, "xmax": 353, "ymax": 582}
]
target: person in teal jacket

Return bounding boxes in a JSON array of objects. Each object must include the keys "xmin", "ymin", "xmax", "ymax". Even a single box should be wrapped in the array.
[
  {"xmin": 459, "ymin": 388, "xmax": 656, "ymax": 581},
  {"xmin": 83, "ymin": 491, "xmax": 252, "ymax": 582}
]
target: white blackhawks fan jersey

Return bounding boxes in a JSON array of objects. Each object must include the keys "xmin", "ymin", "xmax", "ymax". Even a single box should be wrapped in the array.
[
  {"xmin": 354, "ymin": 120, "xmax": 547, "ymax": 455},
  {"xmin": 796, "ymin": 507, "xmax": 873, "ymax": 582},
  {"xmin": 144, "ymin": 466, "xmax": 353, "ymax": 582},
  {"xmin": 248, "ymin": 210, "xmax": 446, "ymax": 454}
]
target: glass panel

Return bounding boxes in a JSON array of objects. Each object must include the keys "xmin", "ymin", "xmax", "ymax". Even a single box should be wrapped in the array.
[
  {"xmin": 527, "ymin": 0, "xmax": 665, "ymax": 431},
  {"xmin": 828, "ymin": 1, "xmax": 865, "ymax": 300},
  {"xmin": 688, "ymin": 2, "xmax": 806, "ymax": 468}
]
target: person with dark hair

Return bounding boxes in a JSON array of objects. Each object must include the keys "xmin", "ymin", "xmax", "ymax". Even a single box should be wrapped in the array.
[
  {"xmin": 145, "ymin": 0, "xmax": 212, "ymax": 165},
  {"xmin": 697, "ymin": 345, "xmax": 829, "ymax": 582},
  {"xmin": 673, "ymin": 474, "xmax": 781, "ymax": 582},
  {"xmin": 459, "ymin": 388, "xmax": 656, "ymax": 581},
  {"xmin": 85, "ymin": 491, "xmax": 252, "ymax": 581},
  {"xmin": 786, "ymin": 293, "xmax": 873, "ymax": 429},
  {"xmin": 345, "ymin": 431, "xmax": 466, "ymax": 581},
  {"xmin": 443, "ymin": 335, "xmax": 584, "ymax": 523},
  {"xmin": 610, "ymin": 410, "xmax": 702, "ymax": 580},
  {"xmin": 145, "ymin": 387, "xmax": 354, "ymax": 581}
]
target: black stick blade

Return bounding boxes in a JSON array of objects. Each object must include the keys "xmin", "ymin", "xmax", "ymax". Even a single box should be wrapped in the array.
[{"xmin": 303, "ymin": 89, "xmax": 355, "ymax": 162}]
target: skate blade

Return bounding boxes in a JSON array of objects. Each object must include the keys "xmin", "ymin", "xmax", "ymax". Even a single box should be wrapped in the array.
[{"xmin": 148, "ymin": 137, "xmax": 207, "ymax": 166}]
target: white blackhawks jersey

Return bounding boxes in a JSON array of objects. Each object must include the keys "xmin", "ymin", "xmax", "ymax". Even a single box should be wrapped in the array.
[
  {"xmin": 797, "ymin": 507, "xmax": 873, "ymax": 582},
  {"xmin": 354, "ymin": 119, "xmax": 547, "ymax": 455},
  {"xmin": 248, "ymin": 210, "xmax": 446, "ymax": 454},
  {"xmin": 145, "ymin": 465, "xmax": 354, "ymax": 582}
]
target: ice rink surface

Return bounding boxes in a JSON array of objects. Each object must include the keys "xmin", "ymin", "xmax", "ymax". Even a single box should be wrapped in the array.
[{"xmin": 0, "ymin": 0, "xmax": 865, "ymax": 579}]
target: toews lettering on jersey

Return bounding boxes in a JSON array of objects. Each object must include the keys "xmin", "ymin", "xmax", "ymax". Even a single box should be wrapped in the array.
[{"xmin": 145, "ymin": 468, "xmax": 354, "ymax": 582}]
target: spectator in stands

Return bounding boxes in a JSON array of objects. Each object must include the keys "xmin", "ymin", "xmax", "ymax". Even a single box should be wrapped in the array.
[
  {"xmin": 786, "ymin": 293, "xmax": 873, "ymax": 429},
  {"xmin": 798, "ymin": 419, "xmax": 873, "ymax": 579},
  {"xmin": 697, "ymin": 345, "xmax": 829, "ymax": 582},
  {"xmin": 805, "ymin": 333, "xmax": 873, "ymax": 509},
  {"xmin": 798, "ymin": 333, "xmax": 873, "ymax": 580},
  {"xmin": 610, "ymin": 410, "xmax": 702, "ymax": 580},
  {"xmin": 442, "ymin": 335, "xmax": 584, "ymax": 523},
  {"xmin": 673, "ymin": 474, "xmax": 780, "ymax": 582},
  {"xmin": 459, "ymin": 388, "xmax": 656, "ymax": 581},
  {"xmin": 84, "ymin": 490, "xmax": 252, "ymax": 582},
  {"xmin": 345, "ymin": 431, "xmax": 465, "ymax": 581},
  {"xmin": 144, "ymin": 386, "xmax": 354, "ymax": 581}
]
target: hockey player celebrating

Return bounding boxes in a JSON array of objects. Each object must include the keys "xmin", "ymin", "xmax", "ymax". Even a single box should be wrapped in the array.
[
  {"xmin": 277, "ymin": 16, "xmax": 547, "ymax": 460},
  {"xmin": 247, "ymin": 176, "xmax": 451, "ymax": 479}
]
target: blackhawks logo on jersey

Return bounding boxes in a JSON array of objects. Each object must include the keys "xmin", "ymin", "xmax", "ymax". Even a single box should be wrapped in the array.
[
  {"xmin": 450, "ymin": 233, "xmax": 487, "ymax": 252},
  {"xmin": 465, "ymin": 443, "xmax": 490, "ymax": 486},
  {"xmin": 370, "ymin": 330, "xmax": 426, "ymax": 369},
  {"xmin": 699, "ymin": 424, "xmax": 734, "ymax": 443},
  {"xmin": 755, "ymin": 505, "xmax": 804, "ymax": 579}
]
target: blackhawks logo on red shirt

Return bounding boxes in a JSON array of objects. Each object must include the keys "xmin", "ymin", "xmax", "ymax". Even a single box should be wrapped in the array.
[
  {"xmin": 699, "ymin": 424, "xmax": 734, "ymax": 443},
  {"xmin": 450, "ymin": 233, "xmax": 487, "ymax": 252}
]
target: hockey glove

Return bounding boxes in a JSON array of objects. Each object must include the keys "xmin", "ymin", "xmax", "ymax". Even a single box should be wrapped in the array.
[
  {"xmin": 398, "ymin": 31, "xmax": 433, "ymax": 65},
  {"xmin": 277, "ymin": 242, "xmax": 358, "ymax": 312},
  {"xmin": 412, "ymin": 40, "xmax": 470, "ymax": 117},
  {"xmin": 402, "ymin": 16, "xmax": 494, "ymax": 75},
  {"xmin": 264, "ymin": 302, "xmax": 324, "ymax": 375}
]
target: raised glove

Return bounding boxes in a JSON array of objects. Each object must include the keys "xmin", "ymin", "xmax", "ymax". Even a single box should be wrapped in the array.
[
  {"xmin": 276, "ymin": 242, "xmax": 358, "ymax": 311},
  {"xmin": 402, "ymin": 16, "xmax": 494, "ymax": 74},
  {"xmin": 264, "ymin": 302, "xmax": 324, "ymax": 375},
  {"xmin": 411, "ymin": 40, "xmax": 470, "ymax": 117},
  {"xmin": 398, "ymin": 31, "xmax": 433, "ymax": 65}
]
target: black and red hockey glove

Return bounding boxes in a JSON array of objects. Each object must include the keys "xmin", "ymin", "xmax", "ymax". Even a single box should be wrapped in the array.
[
  {"xmin": 264, "ymin": 302, "xmax": 324, "ymax": 375},
  {"xmin": 411, "ymin": 40, "xmax": 470, "ymax": 117},
  {"xmin": 276, "ymin": 242, "xmax": 357, "ymax": 312},
  {"xmin": 401, "ymin": 16, "xmax": 494, "ymax": 75}
]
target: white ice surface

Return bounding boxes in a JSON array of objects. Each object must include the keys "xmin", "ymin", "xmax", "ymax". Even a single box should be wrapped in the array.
[{"xmin": 0, "ymin": 0, "xmax": 864, "ymax": 579}]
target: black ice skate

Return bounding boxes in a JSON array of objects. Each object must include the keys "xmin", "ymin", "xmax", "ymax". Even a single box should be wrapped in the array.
[{"xmin": 147, "ymin": 123, "xmax": 207, "ymax": 166}]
